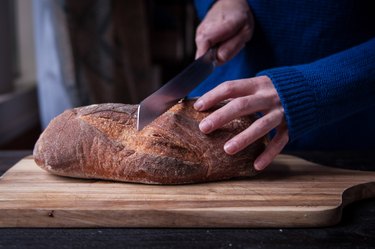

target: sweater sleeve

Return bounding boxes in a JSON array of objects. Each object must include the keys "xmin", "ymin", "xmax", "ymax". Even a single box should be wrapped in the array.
[
  {"xmin": 256, "ymin": 38, "xmax": 375, "ymax": 141},
  {"xmin": 194, "ymin": 0, "xmax": 216, "ymax": 20}
]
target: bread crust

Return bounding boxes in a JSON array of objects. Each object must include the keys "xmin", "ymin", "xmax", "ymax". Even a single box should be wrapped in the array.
[{"xmin": 33, "ymin": 100, "xmax": 267, "ymax": 184}]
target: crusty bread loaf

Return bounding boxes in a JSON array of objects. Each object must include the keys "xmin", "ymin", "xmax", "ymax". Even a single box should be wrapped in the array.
[{"xmin": 33, "ymin": 100, "xmax": 268, "ymax": 184}]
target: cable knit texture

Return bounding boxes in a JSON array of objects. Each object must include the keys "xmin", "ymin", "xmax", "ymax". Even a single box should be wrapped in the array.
[{"xmin": 191, "ymin": 0, "xmax": 375, "ymax": 150}]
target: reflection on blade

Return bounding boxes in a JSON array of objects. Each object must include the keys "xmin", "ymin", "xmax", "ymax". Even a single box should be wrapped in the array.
[{"xmin": 137, "ymin": 49, "xmax": 216, "ymax": 131}]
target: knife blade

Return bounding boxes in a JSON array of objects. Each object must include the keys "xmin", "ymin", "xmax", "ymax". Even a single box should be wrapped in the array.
[{"xmin": 137, "ymin": 48, "xmax": 216, "ymax": 131}]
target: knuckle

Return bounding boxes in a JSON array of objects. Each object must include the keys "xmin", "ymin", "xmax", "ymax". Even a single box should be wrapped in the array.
[
  {"xmin": 242, "ymin": 131, "xmax": 258, "ymax": 148},
  {"xmin": 207, "ymin": 111, "xmax": 219, "ymax": 123},
  {"xmin": 258, "ymin": 117, "xmax": 271, "ymax": 128},
  {"xmin": 234, "ymin": 136, "xmax": 249, "ymax": 150},
  {"xmin": 195, "ymin": 34, "xmax": 204, "ymax": 44},
  {"xmin": 222, "ymin": 19, "xmax": 237, "ymax": 31},
  {"xmin": 250, "ymin": 77, "xmax": 264, "ymax": 90},
  {"xmin": 213, "ymin": 114, "xmax": 226, "ymax": 127},
  {"xmin": 246, "ymin": 77, "xmax": 259, "ymax": 90},
  {"xmin": 195, "ymin": 26, "xmax": 207, "ymax": 43},
  {"xmin": 275, "ymin": 108, "xmax": 285, "ymax": 119},
  {"xmin": 233, "ymin": 97, "xmax": 249, "ymax": 113},
  {"xmin": 269, "ymin": 90, "xmax": 281, "ymax": 104},
  {"xmin": 237, "ymin": 139, "xmax": 248, "ymax": 150},
  {"xmin": 252, "ymin": 123, "xmax": 264, "ymax": 136},
  {"xmin": 220, "ymin": 81, "xmax": 236, "ymax": 97},
  {"xmin": 196, "ymin": 23, "xmax": 205, "ymax": 35}
]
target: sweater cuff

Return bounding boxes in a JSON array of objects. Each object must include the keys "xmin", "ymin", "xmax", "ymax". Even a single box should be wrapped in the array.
[{"xmin": 257, "ymin": 67, "xmax": 317, "ymax": 141}]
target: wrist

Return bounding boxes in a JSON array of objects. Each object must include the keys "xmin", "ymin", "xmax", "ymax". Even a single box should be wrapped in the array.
[{"xmin": 257, "ymin": 67, "xmax": 317, "ymax": 141}]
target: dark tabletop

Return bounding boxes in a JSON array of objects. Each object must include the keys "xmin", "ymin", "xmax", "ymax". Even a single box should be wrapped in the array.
[{"xmin": 0, "ymin": 150, "xmax": 375, "ymax": 249}]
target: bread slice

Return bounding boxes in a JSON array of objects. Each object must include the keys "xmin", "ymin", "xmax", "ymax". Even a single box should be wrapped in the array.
[{"xmin": 33, "ymin": 100, "xmax": 267, "ymax": 184}]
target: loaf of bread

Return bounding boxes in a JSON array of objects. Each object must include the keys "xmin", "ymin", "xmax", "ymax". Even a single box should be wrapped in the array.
[{"xmin": 33, "ymin": 100, "xmax": 268, "ymax": 184}]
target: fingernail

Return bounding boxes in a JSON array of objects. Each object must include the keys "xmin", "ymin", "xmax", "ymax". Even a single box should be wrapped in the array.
[
  {"xmin": 194, "ymin": 100, "xmax": 204, "ymax": 111},
  {"xmin": 218, "ymin": 49, "xmax": 228, "ymax": 62},
  {"xmin": 199, "ymin": 119, "xmax": 213, "ymax": 133},
  {"xmin": 195, "ymin": 50, "xmax": 202, "ymax": 59},
  {"xmin": 254, "ymin": 159, "xmax": 265, "ymax": 171},
  {"xmin": 224, "ymin": 141, "xmax": 238, "ymax": 154}
]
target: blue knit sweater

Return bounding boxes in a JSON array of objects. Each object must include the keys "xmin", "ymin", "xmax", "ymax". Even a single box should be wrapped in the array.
[{"xmin": 189, "ymin": 0, "xmax": 375, "ymax": 150}]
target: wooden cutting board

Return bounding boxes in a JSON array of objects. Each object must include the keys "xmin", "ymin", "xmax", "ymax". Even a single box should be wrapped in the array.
[{"xmin": 0, "ymin": 155, "xmax": 374, "ymax": 228}]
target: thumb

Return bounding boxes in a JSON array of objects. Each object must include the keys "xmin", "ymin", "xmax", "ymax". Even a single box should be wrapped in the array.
[
  {"xmin": 195, "ymin": 37, "xmax": 210, "ymax": 59},
  {"xmin": 195, "ymin": 20, "xmax": 242, "ymax": 59}
]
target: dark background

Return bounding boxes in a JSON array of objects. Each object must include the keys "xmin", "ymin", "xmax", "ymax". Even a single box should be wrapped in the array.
[{"xmin": 0, "ymin": 0, "xmax": 197, "ymax": 151}]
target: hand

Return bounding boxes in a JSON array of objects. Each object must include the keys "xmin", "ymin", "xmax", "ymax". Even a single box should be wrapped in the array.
[
  {"xmin": 195, "ymin": 0, "xmax": 255, "ymax": 64},
  {"xmin": 194, "ymin": 76, "xmax": 289, "ymax": 171}
]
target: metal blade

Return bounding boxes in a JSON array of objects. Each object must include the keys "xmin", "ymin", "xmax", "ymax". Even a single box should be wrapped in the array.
[{"xmin": 137, "ymin": 48, "xmax": 216, "ymax": 131}]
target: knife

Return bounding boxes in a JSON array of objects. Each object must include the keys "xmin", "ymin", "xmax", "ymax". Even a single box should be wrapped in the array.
[{"xmin": 137, "ymin": 48, "xmax": 217, "ymax": 131}]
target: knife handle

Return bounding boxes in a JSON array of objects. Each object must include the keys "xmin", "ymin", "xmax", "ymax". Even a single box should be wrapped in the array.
[{"xmin": 201, "ymin": 47, "xmax": 218, "ymax": 68}]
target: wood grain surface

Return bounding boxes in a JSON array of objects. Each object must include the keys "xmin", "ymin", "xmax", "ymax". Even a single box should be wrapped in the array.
[{"xmin": 0, "ymin": 155, "xmax": 374, "ymax": 228}]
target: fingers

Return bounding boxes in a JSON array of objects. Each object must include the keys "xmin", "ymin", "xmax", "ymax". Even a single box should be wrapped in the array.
[
  {"xmin": 223, "ymin": 110, "xmax": 285, "ymax": 154},
  {"xmin": 216, "ymin": 23, "xmax": 253, "ymax": 63},
  {"xmin": 194, "ymin": 78, "xmax": 260, "ymax": 111},
  {"xmin": 195, "ymin": 26, "xmax": 212, "ymax": 60},
  {"xmin": 199, "ymin": 95, "xmax": 264, "ymax": 134},
  {"xmin": 194, "ymin": 0, "xmax": 254, "ymax": 60},
  {"xmin": 195, "ymin": 19, "xmax": 243, "ymax": 59},
  {"xmin": 192, "ymin": 75, "xmax": 287, "ymax": 171},
  {"xmin": 253, "ymin": 125, "xmax": 289, "ymax": 171}
]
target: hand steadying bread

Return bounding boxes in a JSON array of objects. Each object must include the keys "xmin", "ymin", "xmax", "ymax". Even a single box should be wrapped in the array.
[{"xmin": 33, "ymin": 100, "xmax": 268, "ymax": 184}]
